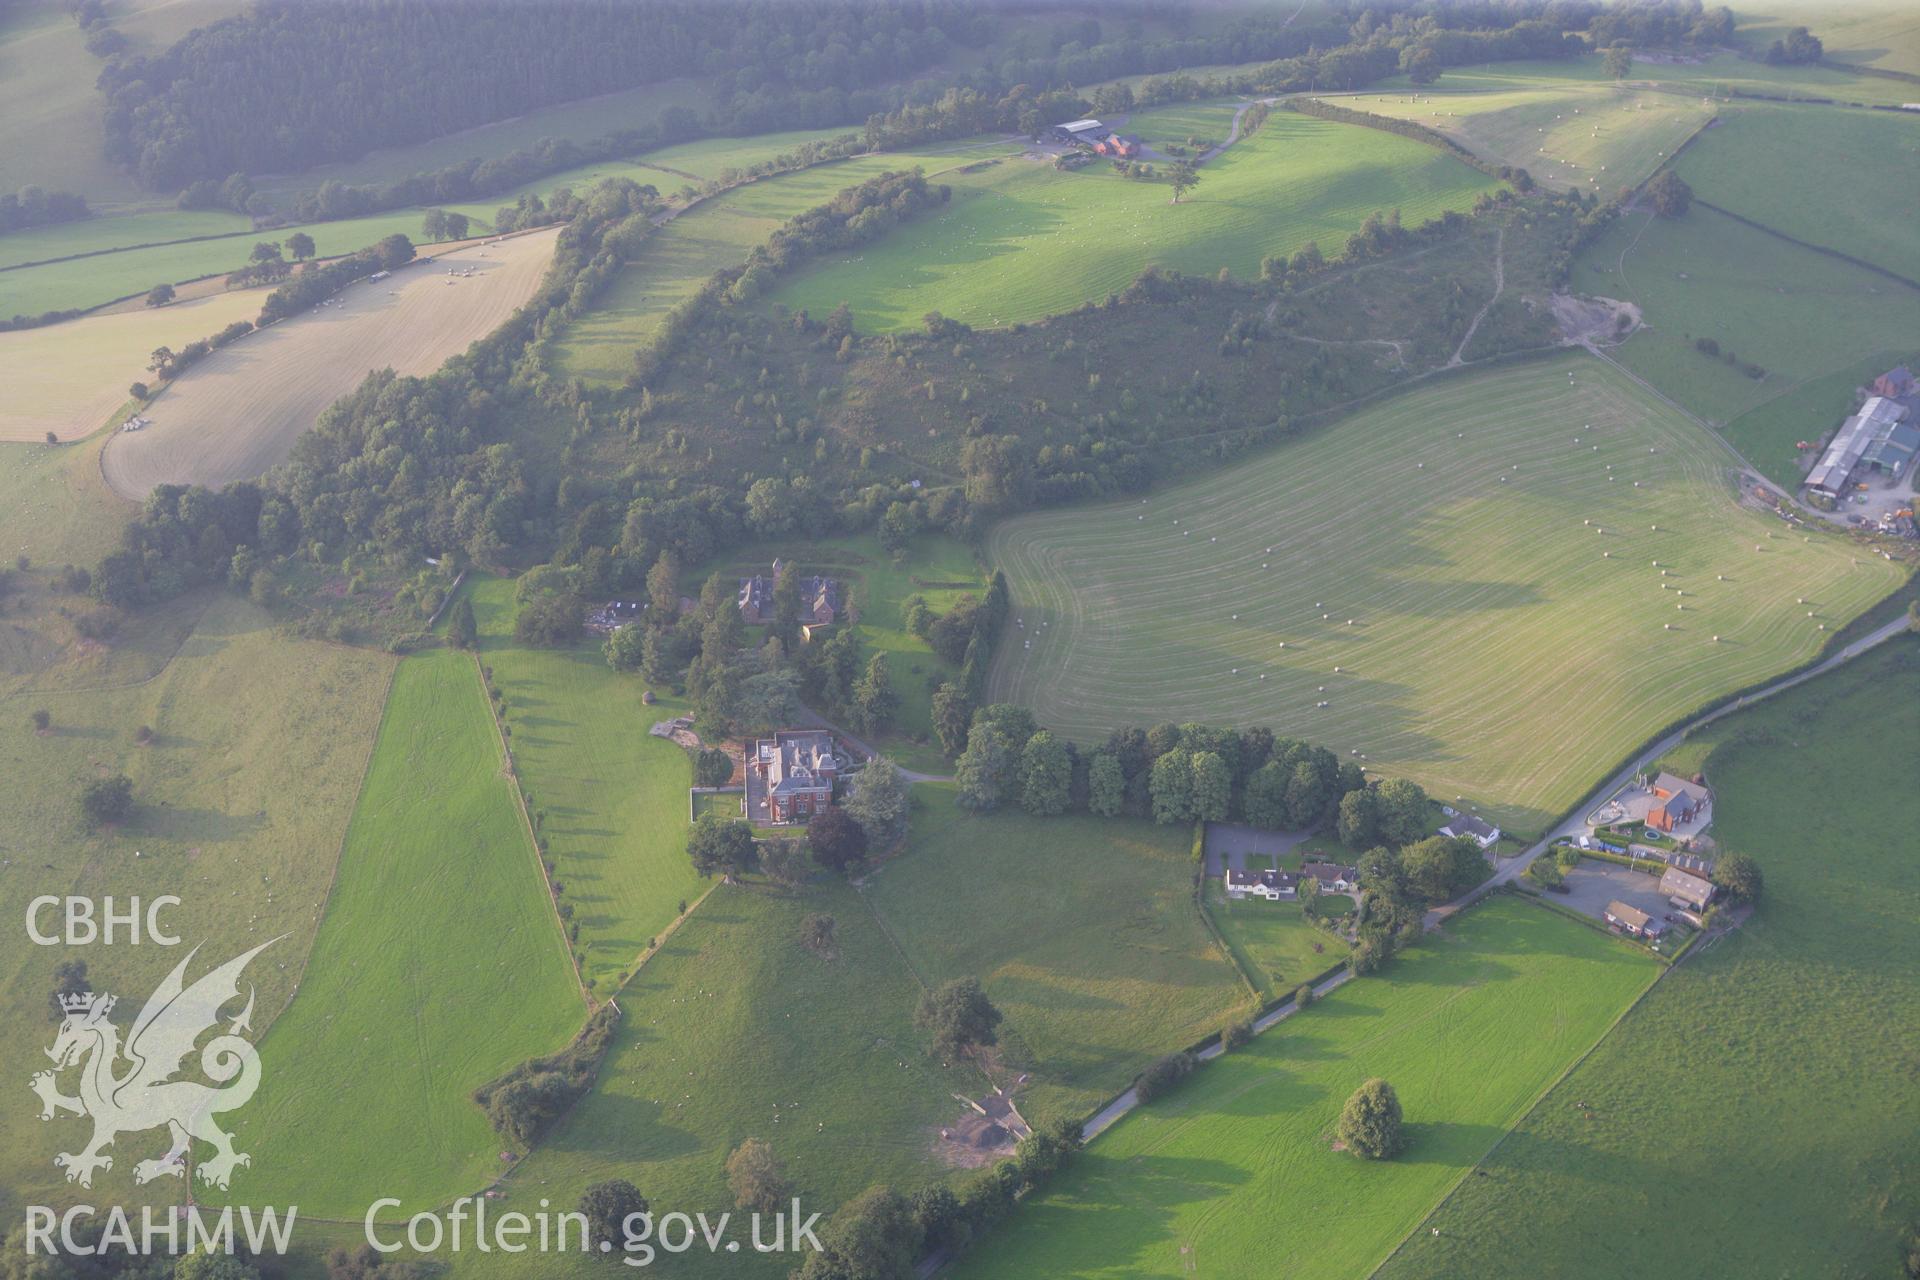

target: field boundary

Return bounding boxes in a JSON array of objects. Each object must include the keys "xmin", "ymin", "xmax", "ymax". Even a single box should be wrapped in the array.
[
  {"xmin": 1692, "ymin": 197, "xmax": 1920, "ymax": 294},
  {"xmin": 466, "ymin": 644, "xmax": 593, "ymax": 1009},
  {"xmin": 1364, "ymin": 904, "xmax": 1676, "ymax": 1278}
]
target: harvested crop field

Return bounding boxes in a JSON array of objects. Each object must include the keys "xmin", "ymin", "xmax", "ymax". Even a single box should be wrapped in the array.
[
  {"xmin": 0, "ymin": 288, "xmax": 267, "ymax": 442},
  {"xmin": 100, "ymin": 228, "xmax": 558, "ymax": 497}
]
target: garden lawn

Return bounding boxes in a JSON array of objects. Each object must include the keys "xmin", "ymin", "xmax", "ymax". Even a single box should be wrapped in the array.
[
  {"xmin": 0, "ymin": 596, "xmax": 393, "ymax": 1221},
  {"xmin": 451, "ymin": 880, "xmax": 964, "ymax": 1280},
  {"xmin": 1377, "ymin": 636, "xmax": 1920, "ymax": 1280},
  {"xmin": 948, "ymin": 895, "xmax": 1661, "ymax": 1280},
  {"xmin": 469, "ymin": 576, "xmax": 709, "ymax": 997},
  {"xmin": 865, "ymin": 787, "xmax": 1246, "ymax": 1126},
  {"xmin": 1674, "ymin": 102, "xmax": 1920, "ymax": 280},
  {"xmin": 1573, "ymin": 203, "xmax": 1920, "ymax": 425},
  {"xmin": 1202, "ymin": 879, "xmax": 1348, "ymax": 1000},
  {"xmin": 225, "ymin": 646, "xmax": 582, "ymax": 1219},
  {"xmin": 1325, "ymin": 81, "xmax": 1713, "ymax": 192},
  {"xmin": 770, "ymin": 111, "xmax": 1503, "ymax": 333},
  {"xmin": 987, "ymin": 355, "xmax": 1906, "ymax": 834}
]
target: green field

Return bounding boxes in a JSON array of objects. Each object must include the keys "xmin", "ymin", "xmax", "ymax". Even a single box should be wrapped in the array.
[
  {"xmin": 1378, "ymin": 637, "xmax": 1920, "ymax": 1279},
  {"xmin": 1735, "ymin": 2, "xmax": 1920, "ymax": 76},
  {"xmin": 1202, "ymin": 879, "xmax": 1348, "ymax": 1000},
  {"xmin": 226, "ymin": 645, "xmax": 582, "ymax": 1218},
  {"xmin": 867, "ymin": 787, "xmax": 1245, "ymax": 1125},
  {"xmin": 987, "ymin": 356, "xmax": 1907, "ymax": 833},
  {"xmin": 1328, "ymin": 81, "xmax": 1713, "ymax": 192},
  {"xmin": 1574, "ymin": 202, "xmax": 1920, "ymax": 425},
  {"xmin": 451, "ymin": 880, "xmax": 964, "ymax": 1280},
  {"xmin": 771, "ymin": 110, "xmax": 1503, "ymax": 333},
  {"xmin": 1675, "ymin": 103, "xmax": 1920, "ymax": 279},
  {"xmin": 0, "ymin": 0, "xmax": 248, "ymax": 207},
  {"xmin": 3, "ymin": 207, "xmax": 470, "ymax": 318},
  {"xmin": 1722, "ymin": 350, "xmax": 1918, "ymax": 491},
  {"xmin": 468, "ymin": 577, "xmax": 709, "ymax": 997},
  {"xmin": 0, "ymin": 595, "xmax": 394, "ymax": 1219},
  {"xmin": 551, "ymin": 140, "xmax": 1015, "ymax": 384},
  {"xmin": 1389, "ymin": 51, "xmax": 1920, "ymax": 107},
  {"xmin": 0, "ymin": 208, "xmax": 251, "ymax": 272},
  {"xmin": 948, "ymin": 895, "xmax": 1660, "ymax": 1279}
]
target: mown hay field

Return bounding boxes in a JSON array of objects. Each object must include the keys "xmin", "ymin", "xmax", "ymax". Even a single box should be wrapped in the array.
[
  {"xmin": 224, "ymin": 645, "xmax": 582, "ymax": 1219},
  {"xmin": 468, "ymin": 577, "xmax": 709, "ymax": 998},
  {"xmin": 0, "ymin": 596, "xmax": 394, "ymax": 1219},
  {"xmin": 1572, "ymin": 203, "xmax": 1920, "ymax": 425},
  {"xmin": 1387, "ymin": 52, "xmax": 1920, "ymax": 107},
  {"xmin": 770, "ymin": 108, "xmax": 1504, "ymax": 333},
  {"xmin": 947, "ymin": 895, "xmax": 1660, "ymax": 1280},
  {"xmin": 100, "ymin": 228, "xmax": 558, "ymax": 498},
  {"xmin": 550, "ymin": 140, "xmax": 1017, "ymax": 385},
  {"xmin": 0, "ymin": 287, "xmax": 266, "ymax": 442},
  {"xmin": 987, "ymin": 356, "xmax": 1906, "ymax": 833},
  {"xmin": 1377, "ymin": 637, "xmax": 1920, "ymax": 1280},
  {"xmin": 1326, "ymin": 82, "xmax": 1713, "ymax": 192},
  {"xmin": 1674, "ymin": 102, "xmax": 1920, "ymax": 279}
]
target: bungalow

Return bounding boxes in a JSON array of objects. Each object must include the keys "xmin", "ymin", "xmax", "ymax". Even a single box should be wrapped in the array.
[
  {"xmin": 1301, "ymin": 862, "xmax": 1360, "ymax": 893},
  {"xmin": 738, "ymin": 560, "xmax": 843, "ymax": 630},
  {"xmin": 749, "ymin": 729, "xmax": 838, "ymax": 824},
  {"xmin": 1439, "ymin": 812, "xmax": 1501, "ymax": 849},
  {"xmin": 1226, "ymin": 867, "xmax": 1298, "ymax": 901},
  {"xmin": 1660, "ymin": 866, "xmax": 1716, "ymax": 912},
  {"xmin": 1603, "ymin": 900, "xmax": 1669, "ymax": 940},
  {"xmin": 1648, "ymin": 771, "xmax": 1710, "ymax": 833}
]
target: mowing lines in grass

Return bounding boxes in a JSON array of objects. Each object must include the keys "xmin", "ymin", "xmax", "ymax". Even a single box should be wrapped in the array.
[
  {"xmin": 771, "ymin": 112, "xmax": 1502, "ymax": 333},
  {"xmin": 1377, "ymin": 637, "xmax": 1920, "ymax": 1279},
  {"xmin": 468, "ymin": 577, "xmax": 709, "ymax": 997},
  {"xmin": 946, "ymin": 895, "xmax": 1661, "ymax": 1280},
  {"xmin": 987, "ymin": 355, "xmax": 1904, "ymax": 833},
  {"xmin": 223, "ymin": 647, "xmax": 582, "ymax": 1218}
]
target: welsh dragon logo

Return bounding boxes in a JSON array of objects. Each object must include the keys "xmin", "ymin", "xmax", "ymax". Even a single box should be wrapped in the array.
[{"xmin": 32, "ymin": 940, "xmax": 276, "ymax": 1190}]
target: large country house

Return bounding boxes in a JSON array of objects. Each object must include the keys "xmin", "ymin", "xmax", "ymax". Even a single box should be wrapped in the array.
[
  {"xmin": 738, "ymin": 560, "xmax": 843, "ymax": 633},
  {"xmin": 749, "ymin": 729, "xmax": 839, "ymax": 824}
]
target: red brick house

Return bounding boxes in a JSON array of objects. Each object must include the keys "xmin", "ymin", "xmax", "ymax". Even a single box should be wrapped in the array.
[
  {"xmin": 750, "ymin": 730, "xmax": 838, "ymax": 824},
  {"xmin": 1647, "ymin": 771, "xmax": 1710, "ymax": 833},
  {"xmin": 738, "ymin": 560, "xmax": 842, "ymax": 630}
]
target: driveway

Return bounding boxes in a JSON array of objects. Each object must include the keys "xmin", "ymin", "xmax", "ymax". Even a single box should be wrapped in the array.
[
  {"xmin": 1559, "ymin": 861, "xmax": 1670, "ymax": 924},
  {"xmin": 1202, "ymin": 821, "xmax": 1315, "ymax": 877}
]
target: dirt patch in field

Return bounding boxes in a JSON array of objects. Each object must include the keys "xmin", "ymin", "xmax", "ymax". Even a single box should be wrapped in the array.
[
  {"xmin": 99, "ymin": 227, "xmax": 559, "ymax": 498},
  {"xmin": 1551, "ymin": 292, "xmax": 1639, "ymax": 347},
  {"xmin": 933, "ymin": 1088, "xmax": 1032, "ymax": 1168}
]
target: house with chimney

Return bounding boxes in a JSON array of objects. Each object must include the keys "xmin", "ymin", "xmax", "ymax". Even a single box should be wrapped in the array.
[
  {"xmin": 747, "ymin": 729, "xmax": 839, "ymax": 824},
  {"xmin": 738, "ymin": 560, "xmax": 843, "ymax": 636}
]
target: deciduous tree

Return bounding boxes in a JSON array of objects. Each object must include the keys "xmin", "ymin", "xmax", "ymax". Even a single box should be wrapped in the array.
[
  {"xmin": 1337, "ymin": 1078, "xmax": 1404, "ymax": 1159},
  {"xmin": 916, "ymin": 977, "xmax": 1002, "ymax": 1059}
]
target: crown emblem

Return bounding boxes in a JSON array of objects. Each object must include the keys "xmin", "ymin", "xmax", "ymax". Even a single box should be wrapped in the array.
[{"xmin": 59, "ymin": 991, "xmax": 110, "ymax": 1015}]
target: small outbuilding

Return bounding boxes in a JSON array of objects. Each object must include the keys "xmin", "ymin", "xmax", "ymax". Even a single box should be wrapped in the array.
[
  {"xmin": 1439, "ymin": 813, "xmax": 1501, "ymax": 849},
  {"xmin": 1660, "ymin": 866, "xmax": 1716, "ymax": 912}
]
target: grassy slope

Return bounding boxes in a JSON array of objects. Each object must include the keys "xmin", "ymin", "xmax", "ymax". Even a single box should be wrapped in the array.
[
  {"xmin": 771, "ymin": 111, "xmax": 1503, "ymax": 333},
  {"xmin": 1675, "ymin": 102, "xmax": 1920, "ymax": 279},
  {"xmin": 550, "ymin": 141, "xmax": 1015, "ymax": 385},
  {"xmin": 1573, "ymin": 203, "xmax": 1920, "ymax": 425},
  {"xmin": 226, "ymin": 646, "xmax": 582, "ymax": 1219},
  {"xmin": 0, "ymin": 595, "xmax": 394, "ymax": 1219},
  {"xmin": 1389, "ymin": 51, "xmax": 1920, "ymax": 107},
  {"xmin": 986, "ymin": 355, "xmax": 1906, "ymax": 833},
  {"xmin": 1734, "ymin": 2, "xmax": 1920, "ymax": 76},
  {"xmin": 867, "ymin": 787, "xmax": 1246, "ymax": 1126},
  {"xmin": 1378, "ymin": 637, "xmax": 1920, "ymax": 1280},
  {"xmin": 451, "ymin": 880, "xmax": 963, "ymax": 1280},
  {"xmin": 0, "ymin": 209, "xmax": 250, "ymax": 272},
  {"xmin": 0, "ymin": 432, "xmax": 132, "ymax": 570},
  {"xmin": 1202, "ymin": 879, "xmax": 1348, "ymax": 1000},
  {"xmin": 949, "ymin": 895, "xmax": 1660, "ymax": 1280},
  {"xmin": 469, "ymin": 577, "xmax": 708, "ymax": 998},
  {"xmin": 3, "ymin": 208, "xmax": 464, "ymax": 317},
  {"xmin": 1327, "ymin": 81, "xmax": 1713, "ymax": 192}
]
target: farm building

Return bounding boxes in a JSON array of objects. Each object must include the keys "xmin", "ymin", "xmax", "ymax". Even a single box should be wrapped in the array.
[
  {"xmin": 1301, "ymin": 862, "xmax": 1360, "ymax": 892},
  {"xmin": 1439, "ymin": 812, "xmax": 1501, "ymax": 849},
  {"xmin": 738, "ymin": 560, "xmax": 843, "ymax": 630},
  {"xmin": 748, "ymin": 729, "xmax": 839, "ymax": 824},
  {"xmin": 1870, "ymin": 365, "xmax": 1914, "ymax": 398},
  {"xmin": 1661, "ymin": 866, "xmax": 1716, "ymax": 912},
  {"xmin": 1647, "ymin": 772, "xmax": 1711, "ymax": 833},
  {"xmin": 1603, "ymin": 900, "xmax": 1668, "ymax": 940},
  {"xmin": 1049, "ymin": 118, "xmax": 1110, "ymax": 146},
  {"xmin": 1806, "ymin": 395, "xmax": 1917, "ymax": 499},
  {"xmin": 1226, "ymin": 867, "xmax": 1298, "ymax": 900},
  {"xmin": 1091, "ymin": 132, "xmax": 1142, "ymax": 158}
]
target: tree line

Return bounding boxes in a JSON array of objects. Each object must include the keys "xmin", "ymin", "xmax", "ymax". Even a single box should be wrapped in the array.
[{"xmin": 0, "ymin": 184, "xmax": 89, "ymax": 235}]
